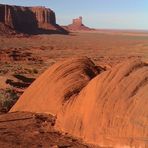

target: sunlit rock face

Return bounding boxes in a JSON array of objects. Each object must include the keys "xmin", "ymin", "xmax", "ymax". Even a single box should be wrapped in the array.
[
  {"xmin": 11, "ymin": 57, "xmax": 148, "ymax": 148},
  {"xmin": 0, "ymin": 4, "xmax": 67, "ymax": 34}
]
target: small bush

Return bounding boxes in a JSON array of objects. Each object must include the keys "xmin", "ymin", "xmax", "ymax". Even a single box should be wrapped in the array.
[
  {"xmin": 0, "ymin": 88, "xmax": 20, "ymax": 113},
  {"xmin": 25, "ymin": 68, "xmax": 38, "ymax": 74},
  {"xmin": 32, "ymin": 68, "xmax": 38, "ymax": 74}
]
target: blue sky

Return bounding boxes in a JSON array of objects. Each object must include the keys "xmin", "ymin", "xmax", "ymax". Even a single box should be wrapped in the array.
[{"xmin": 0, "ymin": 0, "xmax": 147, "ymax": 30}]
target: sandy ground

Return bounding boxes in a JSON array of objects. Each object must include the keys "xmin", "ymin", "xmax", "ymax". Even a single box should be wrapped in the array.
[
  {"xmin": 0, "ymin": 112, "xmax": 102, "ymax": 148},
  {"xmin": 0, "ymin": 32, "xmax": 148, "ymax": 75}
]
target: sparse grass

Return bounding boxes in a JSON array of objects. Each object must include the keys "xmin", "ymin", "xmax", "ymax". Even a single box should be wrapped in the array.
[
  {"xmin": 32, "ymin": 68, "xmax": 38, "ymax": 74},
  {"xmin": 0, "ymin": 88, "xmax": 20, "ymax": 113},
  {"xmin": 25, "ymin": 68, "xmax": 39, "ymax": 74}
]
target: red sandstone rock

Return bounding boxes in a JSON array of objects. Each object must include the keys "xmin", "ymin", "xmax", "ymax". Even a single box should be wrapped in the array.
[
  {"xmin": 10, "ymin": 57, "xmax": 148, "ymax": 147},
  {"xmin": 66, "ymin": 16, "xmax": 93, "ymax": 31},
  {"xmin": 10, "ymin": 57, "xmax": 100, "ymax": 114},
  {"xmin": 0, "ymin": 4, "xmax": 68, "ymax": 34}
]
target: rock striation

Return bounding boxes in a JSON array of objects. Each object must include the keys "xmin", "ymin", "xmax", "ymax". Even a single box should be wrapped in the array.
[
  {"xmin": 0, "ymin": 4, "xmax": 68, "ymax": 34},
  {"xmin": 10, "ymin": 57, "xmax": 101, "ymax": 114},
  {"xmin": 66, "ymin": 16, "xmax": 93, "ymax": 31},
  {"xmin": 10, "ymin": 57, "xmax": 148, "ymax": 147}
]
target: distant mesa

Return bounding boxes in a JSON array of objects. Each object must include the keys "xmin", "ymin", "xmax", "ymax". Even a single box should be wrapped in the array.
[
  {"xmin": 0, "ymin": 4, "xmax": 68, "ymax": 35},
  {"xmin": 64, "ymin": 16, "xmax": 94, "ymax": 31}
]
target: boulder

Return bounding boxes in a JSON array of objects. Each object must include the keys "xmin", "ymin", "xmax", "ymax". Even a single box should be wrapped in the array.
[{"xmin": 10, "ymin": 57, "xmax": 100, "ymax": 114}]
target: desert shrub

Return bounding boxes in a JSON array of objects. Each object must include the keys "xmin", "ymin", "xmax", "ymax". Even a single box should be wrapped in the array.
[
  {"xmin": 28, "ymin": 69, "xmax": 32, "ymax": 73},
  {"xmin": 0, "ymin": 93, "xmax": 4, "ymax": 111},
  {"xmin": 5, "ymin": 88, "xmax": 18, "ymax": 100},
  {"xmin": 0, "ymin": 88, "xmax": 20, "ymax": 113},
  {"xmin": 25, "ymin": 68, "xmax": 38, "ymax": 74},
  {"xmin": 32, "ymin": 68, "xmax": 38, "ymax": 74},
  {"xmin": 0, "ymin": 69, "xmax": 9, "ymax": 74}
]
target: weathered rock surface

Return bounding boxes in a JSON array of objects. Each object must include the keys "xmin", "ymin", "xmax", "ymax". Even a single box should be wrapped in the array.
[
  {"xmin": 10, "ymin": 57, "xmax": 101, "ymax": 114},
  {"xmin": 10, "ymin": 57, "xmax": 148, "ymax": 147},
  {"xmin": 56, "ymin": 59, "xmax": 148, "ymax": 148},
  {"xmin": 0, "ymin": 22, "xmax": 16, "ymax": 35},
  {"xmin": 65, "ymin": 16, "xmax": 93, "ymax": 31},
  {"xmin": 0, "ymin": 112, "xmax": 94, "ymax": 148},
  {"xmin": 0, "ymin": 4, "xmax": 68, "ymax": 34}
]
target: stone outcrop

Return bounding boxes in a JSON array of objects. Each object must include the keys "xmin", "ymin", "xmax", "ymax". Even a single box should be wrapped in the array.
[
  {"xmin": 73, "ymin": 16, "xmax": 83, "ymax": 27},
  {"xmin": 65, "ymin": 16, "xmax": 93, "ymax": 31},
  {"xmin": 10, "ymin": 57, "xmax": 148, "ymax": 147},
  {"xmin": 0, "ymin": 4, "xmax": 68, "ymax": 34},
  {"xmin": 10, "ymin": 57, "xmax": 101, "ymax": 114},
  {"xmin": 0, "ymin": 22, "xmax": 16, "ymax": 35}
]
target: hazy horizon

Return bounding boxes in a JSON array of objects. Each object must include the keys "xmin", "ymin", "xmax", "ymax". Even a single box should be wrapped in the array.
[{"xmin": 0, "ymin": 0, "xmax": 147, "ymax": 30}]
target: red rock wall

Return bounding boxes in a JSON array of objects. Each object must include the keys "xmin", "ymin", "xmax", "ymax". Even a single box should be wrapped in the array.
[
  {"xmin": 0, "ymin": 4, "xmax": 56, "ymax": 33},
  {"xmin": 31, "ymin": 7, "xmax": 56, "ymax": 27}
]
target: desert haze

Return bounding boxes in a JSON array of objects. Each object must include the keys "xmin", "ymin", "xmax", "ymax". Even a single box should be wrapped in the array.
[{"xmin": 0, "ymin": 3, "xmax": 148, "ymax": 148}]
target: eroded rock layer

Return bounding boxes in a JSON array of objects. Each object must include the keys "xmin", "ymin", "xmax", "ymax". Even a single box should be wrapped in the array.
[
  {"xmin": 11, "ymin": 57, "xmax": 148, "ymax": 147},
  {"xmin": 0, "ymin": 4, "xmax": 67, "ymax": 34},
  {"xmin": 56, "ymin": 59, "xmax": 148, "ymax": 147},
  {"xmin": 10, "ymin": 57, "xmax": 100, "ymax": 114}
]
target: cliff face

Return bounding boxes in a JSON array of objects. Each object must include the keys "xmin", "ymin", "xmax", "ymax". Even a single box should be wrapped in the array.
[
  {"xmin": 0, "ymin": 4, "xmax": 67, "ymax": 34},
  {"xmin": 31, "ymin": 7, "xmax": 56, "ymax": 29}
]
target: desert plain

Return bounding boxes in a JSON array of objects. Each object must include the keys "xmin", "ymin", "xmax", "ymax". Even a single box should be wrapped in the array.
[{"xmin": 0, "ymin": 31, "xmax": 148, "ymax": 100}]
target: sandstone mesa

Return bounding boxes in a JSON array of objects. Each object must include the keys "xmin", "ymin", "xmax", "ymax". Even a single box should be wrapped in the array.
[{"xmin": 0, "ymin": 4, "xmax": 68, "ymax": 34}]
